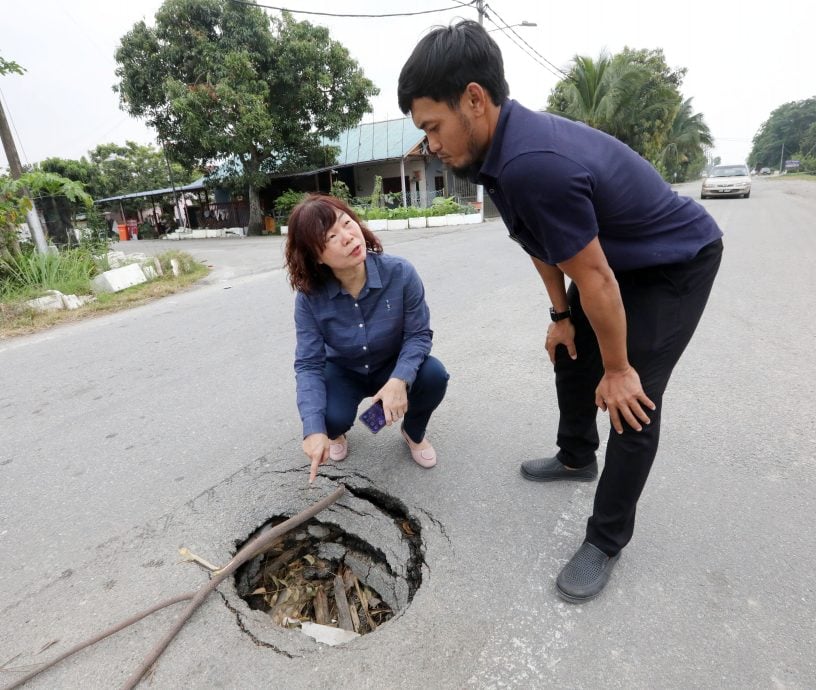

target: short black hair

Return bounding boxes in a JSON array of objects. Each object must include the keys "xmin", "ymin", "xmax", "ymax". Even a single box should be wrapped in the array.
[{"xmin": 398, "ymin": 19, "xmax": 509, "ymax": 114}]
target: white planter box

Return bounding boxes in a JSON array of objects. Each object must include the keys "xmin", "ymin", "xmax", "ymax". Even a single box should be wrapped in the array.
[
  {"xmin": 366, "ymin": 219, "xmax": 388, "ymax": 231},
  {"xmin": 191, "ymin": 229, "xmax": 207, "ymax": 239},
  {"xmin": 408, "ymin": 216, "xmax": 427, "ymax": 228},
  {"xmin": 426, "ymin": 215, "xmax": 447, "ymax": 227},
  {"xmin": 463, "ymin": 213, "xmax": 482, "ymax": 225},
  {"xmin": 445, "ymin": 214, "xmax": 466, "ymax": 226},
  {"xmin": 387, "ymin": 218, "xmax": 409, "ymax": 231}
]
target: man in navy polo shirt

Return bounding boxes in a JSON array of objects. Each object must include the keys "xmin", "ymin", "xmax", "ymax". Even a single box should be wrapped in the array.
[{"xmin": 398, "ymin": 20, "xmax": 723, "ymax": 602}]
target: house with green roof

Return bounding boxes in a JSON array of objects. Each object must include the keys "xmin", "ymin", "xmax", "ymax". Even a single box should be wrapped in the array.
[
  {"xmin": 261, "ymin": 115, "xmax": 455, "ymax": 210},
  {"xmin": 94, "ymin": 115, "xmax": 487, "ymax": 235}
]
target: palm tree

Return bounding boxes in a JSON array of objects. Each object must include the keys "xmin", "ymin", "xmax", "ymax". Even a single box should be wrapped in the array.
[
  {"xmin": 548, "ymin": 52, "xmax": 681, "ymax": 162},
  {"xmin": 558, "ymin": 54, "xmax": 614, "ymax": 129},
  {"xmin": 660, "ymin": 98, "xmax": 713, "ymax": 181}
]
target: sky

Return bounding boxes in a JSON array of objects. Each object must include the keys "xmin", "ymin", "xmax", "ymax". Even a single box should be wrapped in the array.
[{"xmin": 1, "ymin": 0, "xmax": 813, "ymax": 171}]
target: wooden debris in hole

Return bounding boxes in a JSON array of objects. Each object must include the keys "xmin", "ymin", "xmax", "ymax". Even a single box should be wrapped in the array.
[{"xmin": 239, "ymin": 522, "xmax": 395, "ymax": 638}]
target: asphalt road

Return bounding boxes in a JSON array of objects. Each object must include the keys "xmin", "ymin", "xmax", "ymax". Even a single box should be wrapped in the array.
[{"xmin": 1, "ymin": 176, "xmax": 814, "ymax": 688}]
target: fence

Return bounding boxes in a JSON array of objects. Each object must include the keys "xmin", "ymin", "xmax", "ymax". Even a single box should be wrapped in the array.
[{"xmin": 191, "ymin": 201, "xmax": 249, "ymax": 229}]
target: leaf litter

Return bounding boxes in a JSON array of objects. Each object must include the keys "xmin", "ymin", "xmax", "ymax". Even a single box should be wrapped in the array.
[{"xmin": 235, "ymin": 518, "xmax": 393, "ymax": 641}]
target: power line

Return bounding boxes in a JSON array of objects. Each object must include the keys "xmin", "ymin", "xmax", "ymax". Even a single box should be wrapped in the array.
[
  {"xmin": 228, "ymin": 0, "xmax": 468, "ymax": 18},
  {"xmin": 483, "ymin": 15, "xmax": 565, "ymax": 81},
  {"xmin": 485, "ymin": 3, "xmax": 571, "ymax": 81}
]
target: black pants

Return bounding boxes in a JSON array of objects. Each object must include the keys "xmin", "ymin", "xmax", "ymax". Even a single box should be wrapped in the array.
[{"xmin": 554, "ymin": 239, "xmax": 723, "ymax": 556}]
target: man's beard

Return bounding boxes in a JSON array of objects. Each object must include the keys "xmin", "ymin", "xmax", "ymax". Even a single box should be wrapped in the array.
[
  {"xmin": 450, "ymin": 162, "xmax": 474, "ymax": 179},
  {"xmin": 449, "ymin": 112, "xmax": 483, "ymax": 179}
]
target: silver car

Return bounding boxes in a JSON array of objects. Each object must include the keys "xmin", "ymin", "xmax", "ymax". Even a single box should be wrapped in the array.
[{"xmin": 701, "ymin": 164, "xmax": 752, "ymax": 199}]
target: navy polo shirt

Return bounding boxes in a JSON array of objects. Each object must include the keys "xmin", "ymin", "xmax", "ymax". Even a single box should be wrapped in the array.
[
  {"xmin": 476, "ymin": 100, "xmax": 722, "ymax": 271},
  {"xmin": 294, "ymin": 252, "xmax": 433, "ymax": 437}
]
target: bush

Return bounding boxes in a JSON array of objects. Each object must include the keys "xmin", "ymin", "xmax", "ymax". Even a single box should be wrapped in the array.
[
  {"xmin": 274, "ymin": 189, "xmax": 308, "ymax": 224},
  {"xmin": 387, "ymin": 206, "xmax": 423, "ymax": 220},
  {"xmin": 427, "ymin": 196, "xmax": 467, "ymax": 216},
  {"xmin": 156, "ymin": 250, "xmax": 201, "ymax": 275},
  {"xmin": 361, "ymin": 206, "xmax": 388, "ymax": 221},
  {"xmin": 137, "ymin": 221, "xmax": 157, "ymax": 240},
  {"xmin": 331, "ymin": 180, "xmax": 351, "ymax": 203}
]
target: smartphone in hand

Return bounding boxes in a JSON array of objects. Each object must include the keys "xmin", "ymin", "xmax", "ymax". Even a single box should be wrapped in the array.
[{"xmin": 359, "ymin": 401, "xmax": 386, "ymax": 433}]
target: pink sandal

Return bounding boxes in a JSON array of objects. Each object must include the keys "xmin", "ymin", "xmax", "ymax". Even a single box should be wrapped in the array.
[{"xmin": 401, "ymin": 428, "xmax": 437, "ymax": 468}]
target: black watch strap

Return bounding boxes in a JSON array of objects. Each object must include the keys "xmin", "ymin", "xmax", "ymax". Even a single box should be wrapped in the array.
[{"xmin": 549, "ymin": 306, "xmax": 572, "ymax": 322}]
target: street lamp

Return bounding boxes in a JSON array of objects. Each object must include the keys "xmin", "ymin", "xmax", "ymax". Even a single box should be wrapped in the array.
[{"xmin": 488, "ymin": 21, "xmax": 537, "ymax": 32}]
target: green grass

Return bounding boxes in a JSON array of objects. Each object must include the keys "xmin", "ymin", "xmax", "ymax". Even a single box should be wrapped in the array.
[
  {"xmin": 0, "ymin": 248, "xmax": 97, "ymax": 301},
  {"xmin": 778, "ymin": 173, "xmax": 816, "ymax": 182},
  {"xmin": 0, "ymin": 249, "xmax": 208, "ymax": 338}
]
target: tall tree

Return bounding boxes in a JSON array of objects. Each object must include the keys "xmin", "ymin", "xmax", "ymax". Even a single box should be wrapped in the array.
[
  {"xmin": 86, "ymin": 141, "xmax": 198, "ymax": 200},
  {"xmin": 748, "ymin": 97, "xmax": 816, "ymax": 169},
  {"xmin": 114, "ymin": 0, "xmax": 377, "ymax": 234},
  {"xmin": 607, "ymin": 48, "xmax": 683, "ymax": 162},
  {"xmin": 659, "ymin": 98, "xmax": 713, "ymax": 182},
  {"xmin": 39, "ymin": 142, "xmax": 198, "ymax": 218},
  {"xmin": 546, "ymin": 48, "xmax": 694, "ymax": 175},
  {"xmin": 547, "ymin": 54, "xmax": 617, "ymax": 130}
]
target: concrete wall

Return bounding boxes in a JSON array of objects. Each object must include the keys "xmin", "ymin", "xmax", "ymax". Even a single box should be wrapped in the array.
[{"xmin": 353, "ymin": 158, "xmax": 442, "ymax": 207}]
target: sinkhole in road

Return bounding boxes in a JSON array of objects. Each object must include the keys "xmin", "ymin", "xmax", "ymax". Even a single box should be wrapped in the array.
[{"xmin": 232, "ymin": 484, "xmax": 425, "ymax": 647}]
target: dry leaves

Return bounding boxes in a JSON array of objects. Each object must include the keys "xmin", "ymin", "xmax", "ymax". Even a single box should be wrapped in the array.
[{"xmin": 238, "ymin": 521, "xmax": 393, "ymax": 637}]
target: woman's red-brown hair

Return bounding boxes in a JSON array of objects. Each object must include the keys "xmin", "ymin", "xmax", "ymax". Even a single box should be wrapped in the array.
[{"xmin": 284, "ymin": 193, "xmax": 383, "ymax": 294}]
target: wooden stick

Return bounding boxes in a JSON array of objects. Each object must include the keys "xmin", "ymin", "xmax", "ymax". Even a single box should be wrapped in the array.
[
  {"xmin": 121, "ymin": 485, "xmax": 345, "ymax": 689},
  {"xmin": 332, "ymin": 575, "xmax": 354, "ymax": 632},
  {"xmin": 313, "ymin": 586, "xmax": 330, "ymax": 625},
  {"xmin": 1, "ymin": 593, "xmax": 194, "ymax": 690},
  {"xmin": 354, "ymin": 578, "xmax": 377, "ymax": 631},
  {"xmin": 0, "ymin": 485, "xmax": 345, "ymax": 690}
]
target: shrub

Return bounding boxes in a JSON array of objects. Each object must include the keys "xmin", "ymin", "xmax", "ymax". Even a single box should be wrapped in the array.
[
  {"xmin": 274, "ymin": 189, "xmax": 308, "ymax": 224},
  {"xmin": 156, "ymin": 250, "xmax": 201, "ymax": 275},
  {"xmin": 331, "ymin": 180, "xmax": 351, "ymax": 202},
  {"xmin": 361, "ymin": 206, "xmax": 388, "ymax": 221},
  {"xmin": 428, "ymin": 196, "xmax": 467, "ymax": 215},
  {"xmin": 0, "ymin": 246, "xmax": 96, "ymax": 300}
]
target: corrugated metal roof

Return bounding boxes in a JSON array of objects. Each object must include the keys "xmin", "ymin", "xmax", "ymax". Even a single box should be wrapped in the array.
[
  {"xmin": 94, "ymin": 118, "xmax": 426, "ymax": 202},
  {"xmin": 94, "ymin": 177, "xmax": 206, "ymax": 204},
  {"xmin": 321, "ymin": 117, "xmax": 425, "ymax": 165}
]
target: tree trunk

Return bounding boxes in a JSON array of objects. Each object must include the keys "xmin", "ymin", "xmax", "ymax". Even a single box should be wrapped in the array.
[{"xmin": 247, "ymin": 180, "xmax": 263, "ymax": 235}]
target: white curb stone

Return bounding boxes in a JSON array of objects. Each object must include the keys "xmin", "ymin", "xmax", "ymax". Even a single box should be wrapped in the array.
[{"xmin": 91, "ymin": 263, "xmax": 148, "ymax": 294}]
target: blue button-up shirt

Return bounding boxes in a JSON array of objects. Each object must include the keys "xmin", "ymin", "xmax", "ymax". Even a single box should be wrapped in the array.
[{"xmin": 294, "ymin": 252, "xmax": 433, "ymax": 437}]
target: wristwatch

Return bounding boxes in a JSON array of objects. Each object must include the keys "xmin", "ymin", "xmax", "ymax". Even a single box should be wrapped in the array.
[{"xmin": 549, "ymin": 306, "xmax": 572, "ymax": 322}]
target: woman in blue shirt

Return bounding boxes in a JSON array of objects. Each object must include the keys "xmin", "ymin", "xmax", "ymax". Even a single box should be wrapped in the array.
[{"xmin": 285, "ymin": 194, "xmax": 449, "ymax": 483}]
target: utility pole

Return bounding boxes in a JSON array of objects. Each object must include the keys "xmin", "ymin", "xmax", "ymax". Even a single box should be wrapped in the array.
[
  {"xmin": 0, "ymin": 98, "xmax": 49, "ymax": 252},
  {"xmin": 778, "ymin": 142, "xmax": 785, "ymax": 174},
  {"xmin": 160, "ymin": 140, "xmax": 186, "ymax": 229},
  {"xmin": 475, "ymin": 0, "xmax": 485, "ymax": 25}
]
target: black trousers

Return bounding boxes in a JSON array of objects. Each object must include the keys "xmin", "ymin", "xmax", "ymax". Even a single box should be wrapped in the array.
[{"xmin": 554, "ymin": 239, "xmax": 723, "ymax": 556}]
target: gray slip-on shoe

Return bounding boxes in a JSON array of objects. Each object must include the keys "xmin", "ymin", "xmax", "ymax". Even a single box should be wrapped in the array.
[
  {"xmin": 520, "ymin": 456, "xmax": 598, "ymax": 482},
  {"xmin": 556, "ymin": 542, "xmax": 621, "ymax": 603}
]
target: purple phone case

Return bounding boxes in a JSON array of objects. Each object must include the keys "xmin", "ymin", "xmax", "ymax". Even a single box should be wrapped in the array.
[{"xmin": 359, "ymin": 401, "xmax": 386, "ymax": 433}]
